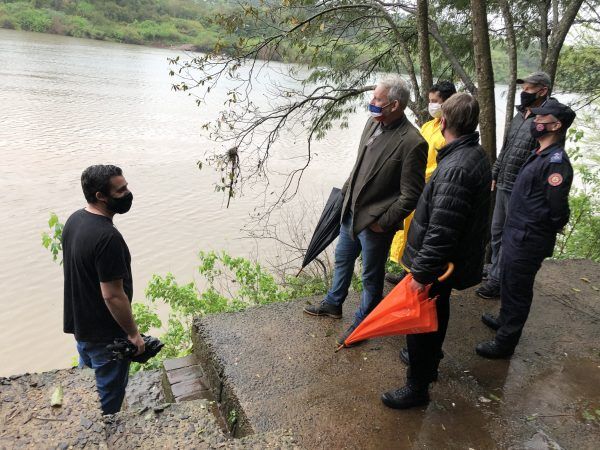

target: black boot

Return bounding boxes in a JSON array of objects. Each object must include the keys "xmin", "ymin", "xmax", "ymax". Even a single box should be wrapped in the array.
[
  {"xmin": 399, "ymin": 347, "xmax": 410, "ymax": 365},
  {"xmin": 381, "ymin": 382, "xmax": 430, "ymax": 409},
  {"xmin": 481, "ymin": 313, "xmax": 501, "ymax": 331},
  {"xmin": 303, "ymin": 300, "xmax": 342, "ymax": 319},
  {"xmin": 475, "ymin": 340, "xmax": 514, "ymax": 359},
  {"xmin": 475, "ymin": 281, "xmax": 500, "ymax": 299}
]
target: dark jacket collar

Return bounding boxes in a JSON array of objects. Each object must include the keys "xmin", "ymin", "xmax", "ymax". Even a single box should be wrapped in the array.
[
  {"xmin": 380, "ymin": 114, "xmax": 407, "ymax": 131},
  {"xmin": 536, "ymin": 142, "xmax": 563, "ymax": 157},
  {"xmin": 437, "ymin": 132, "xmax": 480, "ymax": 162}
]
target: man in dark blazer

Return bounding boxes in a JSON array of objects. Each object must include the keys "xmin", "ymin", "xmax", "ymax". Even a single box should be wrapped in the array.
[{"xmin": 304, "ymin": 75, "xmax": 428, "ymax": 344}]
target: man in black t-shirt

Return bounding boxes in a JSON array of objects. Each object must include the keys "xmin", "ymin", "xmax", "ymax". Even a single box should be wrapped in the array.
[{"xmin": 63, "ymin": 164, "xmax": 144, "ymax": 415}]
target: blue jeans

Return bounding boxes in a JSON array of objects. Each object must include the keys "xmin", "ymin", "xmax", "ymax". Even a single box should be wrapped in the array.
[
  {"xmin": 324, "ymin": 214, "xmax": 395, "ymax": 324},
  {"xmin": 77, "ymin": 341, "xmax": 130, "ymax": 415},
  {"xmin": 488, "ymin": 188, "xmax": 511, "ymax": 285}
]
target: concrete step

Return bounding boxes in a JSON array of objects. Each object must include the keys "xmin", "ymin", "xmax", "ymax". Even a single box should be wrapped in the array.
[{"xmin": 161, "ymin": 355, "xmax": 213, "ymax": 403}]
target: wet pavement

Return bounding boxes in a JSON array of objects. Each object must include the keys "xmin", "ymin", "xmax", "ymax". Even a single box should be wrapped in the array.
[{"xmin": 193, "ymin": 259, "xmax": 600, "ymax": 449}]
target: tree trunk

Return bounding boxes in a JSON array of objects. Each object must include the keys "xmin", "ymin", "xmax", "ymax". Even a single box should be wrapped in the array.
[
  {"xmin": 498, "ymin": 0, "xmax": 517, "ymax": 140},
  {"xmin": 538, "ymin": 1, "xmax": 550, "ymax": 68},
  {"xmin": 470, "ymin": 0, "xmax": 496, "ymax": 162},
  {"xmin": 543, "ymin": 0, "xmax": 585, "ymax": 87},
  {"xmin": 416, "ymin": 0, "xmax": 433, "ymax": 126}
]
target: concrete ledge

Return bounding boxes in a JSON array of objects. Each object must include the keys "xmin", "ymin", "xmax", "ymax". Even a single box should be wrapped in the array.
[{"xmin": 192, "ymin": 259, "xmax": 600, "ymax": 448}]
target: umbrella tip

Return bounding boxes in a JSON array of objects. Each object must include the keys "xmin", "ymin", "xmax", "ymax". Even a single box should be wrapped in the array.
[{"xmin": 334, "ymin": 343, "xmax": 345, "ymax": 353}]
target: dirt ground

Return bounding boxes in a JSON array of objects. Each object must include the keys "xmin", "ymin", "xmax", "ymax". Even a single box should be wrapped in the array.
[
  {"xmin": 0, "ymin": 368, "xmax": 297, "ymax": 448},
  {"xmin": 193, "ymin": 259, "xmax": 600, "ymax": 449}
]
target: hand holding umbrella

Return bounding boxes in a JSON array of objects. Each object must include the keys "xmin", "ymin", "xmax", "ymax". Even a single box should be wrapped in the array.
[{"xmin": 336, "ymin": 263, "xmax": 454, "ymax": 351}]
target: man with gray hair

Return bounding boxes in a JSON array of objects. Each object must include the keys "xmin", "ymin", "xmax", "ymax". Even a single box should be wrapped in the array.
[{"xmin": 304, "ymin": 76, "xmax": 428, "ymax": 344}]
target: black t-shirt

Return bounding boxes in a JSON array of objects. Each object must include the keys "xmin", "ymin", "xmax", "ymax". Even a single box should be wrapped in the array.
[{"xmin": 62, "ymin": 209, "xmax": 133, "ymax": 342}]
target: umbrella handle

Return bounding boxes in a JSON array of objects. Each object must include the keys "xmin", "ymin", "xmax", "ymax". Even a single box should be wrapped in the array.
[{"xmin": 437, "ymin": 262, "xmax": 454, "ymax": 282}]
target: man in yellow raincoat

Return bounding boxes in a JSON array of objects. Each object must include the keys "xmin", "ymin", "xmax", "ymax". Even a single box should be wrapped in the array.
[{"xmin": 385, "ymin": 81, "xmax": 457, "ymax": 285}]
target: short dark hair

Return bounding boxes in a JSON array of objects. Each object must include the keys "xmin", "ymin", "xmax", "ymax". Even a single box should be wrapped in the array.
[
  {"xmin": 430, "ymin": 81, "xmax": 457, "ymax": 101},
  {"xmin": 442, "ymin": 92, "xmax": 479, "ymax": 136},
  {"xmin": 81, "ymin": 165, "xmax": 122, "ymax": 203}
]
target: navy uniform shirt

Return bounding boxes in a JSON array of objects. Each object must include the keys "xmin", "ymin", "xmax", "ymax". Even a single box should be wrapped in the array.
[{"xmin": 505, "ymin": 142, "xmax": 573, "ymax": 235}]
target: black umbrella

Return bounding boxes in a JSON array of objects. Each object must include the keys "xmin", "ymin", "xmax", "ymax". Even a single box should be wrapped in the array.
[
  {"xmin": 297, "ymin": 187, "xmax": 343, "ymax": 276},
  {"xmin": 107, "ymin": 335, "xmax": 165, "ymax": 364}
]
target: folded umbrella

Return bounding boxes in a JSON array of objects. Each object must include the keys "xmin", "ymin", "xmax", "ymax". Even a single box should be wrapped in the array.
[
  {"xmin": 107, "ymin": 335, "xmax": 164, "ymax": 363},
  {"xmin": 337, "ymin": 263, "xmax": 454, "ymax": 350},
  {"xmin": 297, "ymin": 187, "xmax": 343, "ymax": 276}
]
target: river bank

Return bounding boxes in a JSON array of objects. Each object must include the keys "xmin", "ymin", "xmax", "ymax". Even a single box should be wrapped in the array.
[{"xmin": 0, "ymin": 0, "xmax": 539, "ymax": 82}]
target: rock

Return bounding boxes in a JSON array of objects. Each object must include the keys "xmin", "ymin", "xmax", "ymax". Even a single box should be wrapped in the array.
[
  {"xmin": 80, "ymin": 416, "xmax": 93, "ymax": 430},
  {"xmin": 153, "ymin": 403, "xmax": 171, "ymax": 413}
]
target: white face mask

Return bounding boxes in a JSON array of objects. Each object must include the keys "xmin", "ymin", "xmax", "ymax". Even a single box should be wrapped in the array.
[{"xmin": 428, "ymin": 102, "xmax": 443, "ymax": 119}]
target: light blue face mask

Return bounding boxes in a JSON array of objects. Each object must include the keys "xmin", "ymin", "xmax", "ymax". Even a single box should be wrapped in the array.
[{"xmin": 368, "ymin": 102, "xmax": 391, "ymax": 117}]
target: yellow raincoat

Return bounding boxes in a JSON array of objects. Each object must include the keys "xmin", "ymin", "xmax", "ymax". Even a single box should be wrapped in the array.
[{"xmin": 389, "ymin": 117, "xmax": 446, "ymax": 266}]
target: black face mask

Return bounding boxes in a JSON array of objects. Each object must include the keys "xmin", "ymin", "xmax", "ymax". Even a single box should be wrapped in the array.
[
  {"xmin": 106, "ymin": 192, "xmax": 133, "ymax": 214},
  {"xmin": 530, "ymin": 121, "xmax": 557, "ymax": 139},
  {"xmin": 521, "ymin": 90, "xmax": 544, "ymax": 108}
]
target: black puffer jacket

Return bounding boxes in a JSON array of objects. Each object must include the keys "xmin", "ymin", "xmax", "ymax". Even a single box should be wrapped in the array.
[
  {"xmin": 402, "ymin": 133, "xmax": 491, "ymax": 290},
  {"xmin": 492, "ymin": 106, "xmax": 537, "ymax": 192}
]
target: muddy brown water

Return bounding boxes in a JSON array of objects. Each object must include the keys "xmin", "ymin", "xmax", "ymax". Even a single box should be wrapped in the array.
[{"xmin": 0, "ymin": 29, "xmax": 360, "ymax": 376}]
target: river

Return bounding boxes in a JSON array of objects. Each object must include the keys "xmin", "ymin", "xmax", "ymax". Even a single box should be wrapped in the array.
[
  {"xmin": 0, "ymin": 29, "xmax": 586, "ymax": 377},
  {"xmin": 0, "ymin": 29, "xmax": 370, "ymax": 376}
]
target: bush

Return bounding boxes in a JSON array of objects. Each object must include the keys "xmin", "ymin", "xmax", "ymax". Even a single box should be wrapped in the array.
[
  {"xmin": 14, "ymin": 7, "xmax": 52, "ymax": 32},
  {"xmin": 135, "ymin": 19, "xmax": 181, "ymax": 42},
  {"xmin": 554, "ymin": 128, "xmax": 600, "ymax": 261}
]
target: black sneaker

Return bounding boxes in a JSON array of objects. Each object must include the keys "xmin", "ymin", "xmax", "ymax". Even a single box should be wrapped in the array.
[
  {"xmin": 475, "ymin": 340, "xmax": 514, "ymax": 359},
  {"xmin": 381, "ymin": 383, "xmax": 430, "ymax": 409},
  {"xmin": 385, "ymin": 270, "xmax": 407, "ymax": 285},
  {"xmin": 475, "ymin": 281, "xmax": 500, "ymax": 299},
  {"xmin": 303, "ymin": 301, "xmax": 342, "ymax": 319},
  {"xmin": 336, "ymin": 324, "xmax": 363, "ymax": 347},
  {"xmin": 481, "ymin": 313, "xmax": 501, "ymax": 331}
]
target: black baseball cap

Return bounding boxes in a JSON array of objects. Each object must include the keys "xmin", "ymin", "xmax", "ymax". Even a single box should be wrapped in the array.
[{"xmin": 530, "ymin": 98, "xmax": 576, "ymax": 129}]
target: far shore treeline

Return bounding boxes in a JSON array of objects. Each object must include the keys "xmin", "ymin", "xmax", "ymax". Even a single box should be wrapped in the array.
[{"xmin": 0, "ymin": 0, "xmax": 539, "ymax": 83}]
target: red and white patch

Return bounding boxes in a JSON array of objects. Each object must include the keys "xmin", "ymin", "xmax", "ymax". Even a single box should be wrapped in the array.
[
  {"xmin": 548, "ymin": 173, "xmax": 563, "ymax": 186},
  {"xmin": 535, "ymin": 123, "xmax": 546, "ymax": 132}
]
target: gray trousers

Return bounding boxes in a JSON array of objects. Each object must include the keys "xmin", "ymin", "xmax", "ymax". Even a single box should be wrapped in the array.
[{"xmin": 488, "ymin": 188, "xmax": 511, "ymax": 285}]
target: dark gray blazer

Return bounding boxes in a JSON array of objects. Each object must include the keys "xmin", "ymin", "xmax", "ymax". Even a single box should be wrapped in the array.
[{"xmin": 341, "ymin": 115, "xmax": 428, "ymax": 238}]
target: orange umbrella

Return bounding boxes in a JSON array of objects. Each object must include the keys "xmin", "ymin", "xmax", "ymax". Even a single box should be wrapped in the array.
[{"xmin": 336, "ymin": 263, "xmax": 454, "ymax": 350}]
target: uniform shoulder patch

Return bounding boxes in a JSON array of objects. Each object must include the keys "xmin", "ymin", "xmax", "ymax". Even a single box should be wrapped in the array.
[
  {"xmin": 549, "ymin": 151, "xmax": 563, "ymax": 163},
  {"xmin": 548, "ymin": 173, "xmax": 563, "ymax": 186}
]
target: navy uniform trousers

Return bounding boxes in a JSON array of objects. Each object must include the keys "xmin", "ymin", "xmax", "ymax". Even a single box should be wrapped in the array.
[
  {"xmin": 495, "ymin": 227, "xmax": 554, "ymax": 348},
  {"xmin": 494, "ymin": 142, "xmax": 572, "ymax": 349}
]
